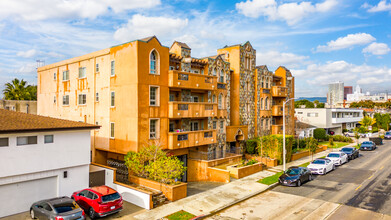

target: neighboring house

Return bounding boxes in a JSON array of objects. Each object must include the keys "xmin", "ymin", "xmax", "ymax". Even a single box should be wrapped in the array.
[
  {"xmin": 36, "ymin": 36, "xmax": 295, "ymax": 182},
  {"xmin": 295, "ymin": 108, "xmax": 363, "ymax": 135},
  {"xmin": 0, "ymin": 100, "xmax": 37, "ymax": 114},
  {"xmin": 295, "ymin": 121, "xmax": 316, "ymax": 138},
  {"xmin": 0, "ymin": 109, "xmax": 99, "ymax": 218}
]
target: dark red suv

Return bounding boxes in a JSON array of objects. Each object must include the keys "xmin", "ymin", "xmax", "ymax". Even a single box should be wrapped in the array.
[{"xmin": 72, "ymin": 186, "xmax": 123, "ymax": 219}]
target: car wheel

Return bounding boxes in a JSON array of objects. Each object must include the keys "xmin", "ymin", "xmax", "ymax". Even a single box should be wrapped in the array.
[
  {"xmin": 89, "ymin": 207, "xmax": 96, "ymax": 219},
  {"xmin": 323, "ymin": 168, "xmax": 327, "ymax": 175},
  {"xmin": 297, "ymin": 180, "xmax": 301, "ymax": 187},
  {"xmin": 30, "ymin": 209, "xmax": 35, "ymax": 219},
  {"xmin": 309, "ymin": 175, "xmax": 312, "ymax": 181},
  {"xmin": 333, "ymin": 165, "xmax": 335, "ymax": 170}
]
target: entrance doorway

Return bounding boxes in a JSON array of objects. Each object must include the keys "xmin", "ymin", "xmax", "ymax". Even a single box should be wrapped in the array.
[{"xmin": 176, "ymin": 154, "xmax": 188, "ymax": 182}]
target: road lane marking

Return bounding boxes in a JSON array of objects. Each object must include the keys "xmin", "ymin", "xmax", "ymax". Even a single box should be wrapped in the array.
[
  {"xmin": 368, "ymin": 175, "xmax": 374, "ymax": 180},
  {"xmin": 355, "ymin": 185, "xmax": 362, "ymax": 191}
]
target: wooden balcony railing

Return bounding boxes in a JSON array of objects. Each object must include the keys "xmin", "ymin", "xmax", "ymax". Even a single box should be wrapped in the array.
[
  {"xmin": 271, "ymin": 86, "xmax": 288, "ymax": 97},
  {"xmin": 168, "ymin": 102, "xmax": 217, "ymax": 118},
  {"xmin": 168, "ymin": 70, "xmax": 217, "ymax": 90},
  {"xmin": 271, "ymin": 125, "xmax": 283, "ymax": 135},
  {"xmin": 168, "ymin": 130, "xmax": 217, "ymax": 149}
]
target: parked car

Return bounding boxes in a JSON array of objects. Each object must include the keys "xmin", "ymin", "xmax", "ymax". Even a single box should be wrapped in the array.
[
  {"xmin": 72, "ymin": 185, "xmax": 123, "ymax": 219},
  {"xmin": 360, "ymin": 141, "xmax": 377, "ymax": 151},
  {"xmin": 30, "ymin": 196, "xmax": 85, "ymax": 220},
  {"xmin": 307, "ymin": 158, "xmax": 335, "ymax": 175},
  {"xmin": 340, "ymin": 147, "xmax": 359, "ymax": 160},
  {"xmin": 278, "ymin": 166, "xmax": 313, "ymax": 187},
  {"xmin": 326, "ymin": 152, "xmax": 348, "ymax": 165},
  {"xmin": 384, "ymin": 131, "xmax": 391, "ymax": 139},
  {"xmin": 344, "ymin": 131, "xmax": 354, "ymax": 137}
]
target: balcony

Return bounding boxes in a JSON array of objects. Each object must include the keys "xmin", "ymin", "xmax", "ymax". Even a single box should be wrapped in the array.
[
  {"xmin": 168, "ymin": 130, "xmax": 217, "ymax": 150},
  {"xmin": 272, "ymin": 105, "xmax": 286, "ymax": 116},
  {"xmin": 168, "ymin": 70, "xmax": 217, "ymax": 90},
  {"xmin": 217, "ymin": 83, "xmax": 227, "ymax": 89},
  {"xmin": 226, "ymin": 125, "xmax": 248, "ymax": 142},
  {"xmin": 168, "ymin": 102, "xmax": 217, "ymax": 118},
  {"xmin": 272, "ymin": 86, "xmax": 288, "ymax": 97},
  {"xmin": 331, "ymin": 117, "xmax": 362, "ymax": 124},
  {"xmin": 271, "ymin": 125, "xmax": 283, "ymax": 135}
]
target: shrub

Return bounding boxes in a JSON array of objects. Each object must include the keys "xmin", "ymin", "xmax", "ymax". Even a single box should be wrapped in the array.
[
  {"xmin": 342, "ymin": 128, "xmax": 348, "ymax": 133},
  {"xmin": 246, "ymin": 139, "xmax": 257, "ymax": 154},
  {"xmin": 245, "ymin": 159, "xmax": 258, "ymax": 166},
  {"xmin": 292, "ymin": 139, "xmax": 306, "ymax": 149},
  {"xmin": 257, "ymin": 135, "xmax": 294, "ymax": 164},
  {"xmin": 329, "ymin": 137, "xmax": 334, "ymax": 147},
  {"xmin": 314, "ymin": 128, "xmax": 326, "ymax": 141}
]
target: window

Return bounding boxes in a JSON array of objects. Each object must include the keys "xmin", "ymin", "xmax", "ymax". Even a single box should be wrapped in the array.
[
  {"xmin": 218, "ymin": 94, "xmax": 223, "ymax": 109},
  {"xmin": 96, "ymin": 63, "xmax": 99, "ymax": 72},
  {"xmin": 44, "ymin": 135, "xmax": 54, "ymax": 143},
  {"xmin": 62, "ymin": 70, "xmax": 69, "ymax": 81},
  {"xmin": 111, "ymin": 60, "xmax": 115, "ymax": 76},
  {"xmin": 63, "ymin": 95, "xmax": 69, "ymax": 105},
  {"xmin": 261, "ymin": 76, "xmax": 264, "ymax": 88},
  {"xmin": 265, "ymin": 97, "xmax": 268, "ymax": 110},
  {"xmin": 150, "ymin": 86, "xmax": 159, "ymax": 106},
  {"xmin": 54, "ymin": 73, "xmax": 56, "ymax": 80},
  {"xmin": 212, "ymin": 68, "xmax": 217, "ymax": 76},
  {"xmin": 297, "ymin": 112, "xmax": 303, "ymax": 114},
  {"xmin": 17, "ymin": 136, "xmax": 37, "ymax": 146},
  {"xmin": 111, "ymin": 91, "xmax": 115, "ymax": 107},
  {"xmin": 219, "ymin": 69, "xmax": 224, "ymax": 83},
  {"xmin": 169, "ymin": 94, "xmax": 175, "ymax": 101},
  {"xmin": 0, "ymin": 138, "xmax": 9, "ymax": 147},
  {"xmin": 169, "ymin": 122, "xmax": 175, "ymax": 132},
  {"xmin": 212, "ymin": 95, "xmax": 216, "ymax": 103},
  {"xmin": 110, "ymin": 123, "xmax": 115, "ymax": 139},
  {"xmin": 54, "ymin": 96, "xmax": 56, "ymax": 104},
  {"xmin": 42, "ymin": 203, "xmax": 52, "ymax": 212},
  {"xmin": 213, "ymin": 121, "xmax": 217, "ymax": 129},
  {"xmin": 220, "ymin": 121, "xmax": 224, "ymax": 133},
  {"xmin": 150, "ymin": 119, "xmax": 159, "ymax": 139},
  {"xmin": 95, "ymin": 93, "xmax": 99, "ymax": 102},
  {"xmin": 78, "ymin": 67, "xmax": 86, "ymax": 78},
  {"xmin": 260, "ymin": 98, "xmax": 263, "ymax": 110},
  {"xmin": 150, "ymin": 50, "xmax": 158, "ymax": 74},
  {"xmin": 78, "ymin": 94, "xmax": 86, "ymax": 105}
]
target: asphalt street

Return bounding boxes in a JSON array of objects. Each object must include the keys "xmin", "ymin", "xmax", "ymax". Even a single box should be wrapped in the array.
[{"xmin": 210, "ymin": 140, "xmax": 391, "ymax": 219}]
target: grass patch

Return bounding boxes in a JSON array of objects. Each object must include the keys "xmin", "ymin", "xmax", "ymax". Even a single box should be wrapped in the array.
[
  {"xmin": 318, "ymin": 141, "xmax": 349, "ymax": 148},
  {"xmin": 257, "ymin": 171, "xmax": 283, "ymax": 185},
  {"xmin": 166, "ymin": 210, "xmax": 196, "ymax": 220},
  {"xmin": 298, "ymin": 162, "xmax": 310, "ymax": 167}
]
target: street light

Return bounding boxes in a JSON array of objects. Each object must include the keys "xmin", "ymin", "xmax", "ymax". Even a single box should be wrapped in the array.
[{"xmin": 283, "ymin": 97, "xmax": 297, "ymax": 171}]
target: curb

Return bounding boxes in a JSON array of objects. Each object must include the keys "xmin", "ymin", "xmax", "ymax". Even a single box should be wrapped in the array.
[{"xmin": 193, "ymin": 182, "xmax": 279, "ymax": 219}]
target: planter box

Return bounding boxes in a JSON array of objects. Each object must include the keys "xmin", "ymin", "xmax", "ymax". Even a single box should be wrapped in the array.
[
  {"xmin": 244, "ymin": 154, "xmax": 278, "ymax": 167},
  {"xmin": 291, "ymin": 146, "xmax": 327, "ymax": 161},
  {"xmin": 129, "ymin": 175, "xmax": 187, "ymax": 201},
  {"xmin": 227, "ymin": 162, "xmax": 263, "ymax": 179}
]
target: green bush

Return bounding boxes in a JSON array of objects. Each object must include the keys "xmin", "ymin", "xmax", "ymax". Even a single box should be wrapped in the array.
[
  {"xmin": 342, "ymin": 128, "xmax": 348, "ymax": 133},
  {"xmin": 329, "ymin": 137, "xmax": 334, "ymax": 147},
  {"xmin": 329, "ymin": 135, "xmax": 353, "ymax": 143},
  {"xmin": 292, "ymin": 139, "xmax": 306, "ymax": 149},
  {"xmin": 246, "ymin": 139, "xmax": 257, "ymax": 154},
  {"xmin": 314, "ymin": 128, "xmax": 326, "ymax": 141},
  {"xmin": 257, "ymin": 135, "xmax": 294, "ymax": 164}
]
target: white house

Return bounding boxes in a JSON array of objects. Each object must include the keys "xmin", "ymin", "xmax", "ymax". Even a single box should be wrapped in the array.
[
  {"xmin": 295, "ymin": 108, "xmax": 363, "ymax": 135},
  {"xmin": 0, "ymin": 109, "xmax": 99, "ymax": 218}
]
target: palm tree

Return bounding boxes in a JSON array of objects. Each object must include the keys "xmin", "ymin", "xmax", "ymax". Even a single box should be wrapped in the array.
[
  {"xmin": 2, "ymin": 78, "xmax": 37, "ymax": 100},
  {"xmin": 359, "ymin": 116, "xmax": 376, "ymax": 130}
]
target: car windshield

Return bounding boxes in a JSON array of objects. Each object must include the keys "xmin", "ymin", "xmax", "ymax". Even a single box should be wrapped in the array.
[
  {"xmin": 53, "ymin": 202, "xmax": 79, "ymax": 213},
  {"xmin": 327, "ymin": 153, "xmax": 340, "ymax": 158},
  {"xmin": 285, "ymin": 168, "xmax": 301, "ymax": 175},
  {"xmin": 102, "ymin": 192, "xmax": 121, "ymax": 203},
  {"xmin": 386, "ymin": 132, "xmax": 391, "ymax": 135},
  {"xmin": 362, "ymin": 141, "xmax": 372, "ymax": 144},
  {"xmin": 312, "ymin": 160, "xmax": 325, "ymax": 164},
  {"xmin": 341, "ymin": 148, "xmax": 353, "ymax": 152}
]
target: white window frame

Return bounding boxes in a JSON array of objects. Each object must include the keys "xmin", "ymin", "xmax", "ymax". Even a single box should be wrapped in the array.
[
  {"xmin": 149, "ymin": 49, "xmax": 160, "ymax": 75},
  {"xmin": 16, "ymin": 136, "xmax": 37, "ymax": 146},
  {"xmin": 149, "ymin": 86, "xmax": 160, "ymax": 106},
  {"xmin": 44, "ymin": 135, "xmax": 54, "ymax": 144},
  {"xmin": 62, "ymin": 95, "xmax": 69, "ymax": 106},
  {"xmin": 78, "ymin": 94, "xmax": 87, "ymax": 105},
  {"xmin": 78, "ymin": 67, "xmax": 86, "ymax": 79},
  {"xmin": 111, "ymin": 60, "xmax": 115, "ymax": 76},
  {"xmin": 149, "ymin": 119, "xmax": 160, "ymax": 139},
  {"xmin": 110, "ymin": 122, "xmax": 115, "ymax": 139},
  {"xmin": 62, "ymin": 70, "xmax": 69, "ymax": 81},
  {"xmin": 111, "ymin": 91, "xmax": 115, "ymax": 107}
]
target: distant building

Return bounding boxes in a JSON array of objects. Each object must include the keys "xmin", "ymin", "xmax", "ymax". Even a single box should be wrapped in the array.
[
  {"xmin": 295, "ymin": 108, "xmax": 363, "ymax": 135},
  {"xmin": 0, "ymin": 100, "xmax": 37, "ymax": 114},
  {"xmin": 344, "ymin": 86, "xmax": 353, "ymax": 100},
  {"xmin": 0, "ymin": 109, "xmax": 99, "ymax": 218},
  {"xmin": 347, "ymin": 85, "xmax": 389, "ymax": 102},
  {"xmin": 295, "ymin": 121, "xmax": 316, "ymax": 138},
  {"xmin": 327, "ymin": 82, "xmax": 344, "ymax": 107}
]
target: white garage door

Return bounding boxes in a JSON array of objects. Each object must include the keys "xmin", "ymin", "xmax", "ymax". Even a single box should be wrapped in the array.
[{"xmin": 0, "ymin": 176, "xmax": 58, "ymax": 218}]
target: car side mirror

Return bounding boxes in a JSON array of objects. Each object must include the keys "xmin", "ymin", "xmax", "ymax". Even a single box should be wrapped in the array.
[{"xmin": 37, "ymin": 205, "xmax": 43, "ymax": 209}]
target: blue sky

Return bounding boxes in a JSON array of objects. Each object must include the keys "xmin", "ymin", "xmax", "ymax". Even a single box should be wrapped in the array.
[{"xmin": 0, "ymin": 0, "xmax": 390, "ymax": 97}]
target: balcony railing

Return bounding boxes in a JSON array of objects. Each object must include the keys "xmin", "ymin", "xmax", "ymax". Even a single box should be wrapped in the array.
[
  {"xmin": 168, "ymin": 129, "xmax": 217, "ymax": 149},
  {"xmin": 272, "ymin": 105, "xmax": 286, "ymax": 116},
  {"xmin": 168, "ymin": 102, "xmax": 217, "ymax": 118},
  {"xmin": 271, "ymin": 125, "xmax": 283, "ymax": 135},
  {"xmin": 217, "ymin": 83, "xmax": 226, "ymax": 89},
  {"xmin": 272, "ymin": 86, "xmax": 288, "ymax": 97},
  {"xmin": 168, "ymin": 70, "xmax": 217, "ymax": 90}
]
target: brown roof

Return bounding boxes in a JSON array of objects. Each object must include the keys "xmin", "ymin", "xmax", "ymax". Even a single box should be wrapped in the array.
[
  {"xmin": 172, "ymin": 41, "xmax": 191, "ymax": 50},
  {"xmin": 0, "ymin": 109, "xmax": 100, "ymax": 134}
]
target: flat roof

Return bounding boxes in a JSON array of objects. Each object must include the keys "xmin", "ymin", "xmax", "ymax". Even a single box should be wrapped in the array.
[{"xmin": 0, "ymin": 109, "xmax": 100, "ymax": 134}]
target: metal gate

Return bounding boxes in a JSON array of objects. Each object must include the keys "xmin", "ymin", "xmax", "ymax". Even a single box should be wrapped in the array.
[{"xmin": 89, "ymin": 170, "xmax": 105, "ymax": 187}]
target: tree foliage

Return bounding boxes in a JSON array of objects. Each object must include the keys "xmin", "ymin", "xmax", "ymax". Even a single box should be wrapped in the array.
[
  {"xmin": 306, "ymin": 137, "xmax": 318, "ymax": 161},
  {"xmin": 359, "ymin": 116, "xmax": 376, "ymax": 130},
  {"xmin": 313, "ymin": 128, "xmax": 326, "ymax": 141},
  {"xmin": 374, "ymin": 113, "xmax": 390, "ymax": 131},
  {"xmin": 125, "ymin": 144, "xmax": 186, "ymax": 185},
  {"xmin": 3, "ymin": 78, "xmax": 37, "ymax": 100},
  {"xmin": 294, "ymin": 99, "xmax": 315, "ymax": 108},
  {"xmin": 252, "ymin": 135, "xmax": 294, "ymax": 164},
  {"xmin": 350, "ymin": 100, "xmax": 391, "ymax": 109}
]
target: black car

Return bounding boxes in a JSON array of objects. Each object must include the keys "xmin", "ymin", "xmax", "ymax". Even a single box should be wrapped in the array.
[
  {"xmin": 340, "ymin": 147, "xmax": 359, "ymax": 160},
  {"xmin": 30, "ymin": 196, "xmax": 85, "ymax": 220},
  {"xmin": 360, "ymin": 141, "xmax": 377, "ymax": 151},
  {"xmin": 279, "ymin": 166, "xmax": 313, "ymax": 187}
]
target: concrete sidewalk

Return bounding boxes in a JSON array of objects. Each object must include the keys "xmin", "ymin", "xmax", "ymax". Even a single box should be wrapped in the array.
[{"xmin": 133, "ymin": 142, "xmax": 359, "ymax": 220}]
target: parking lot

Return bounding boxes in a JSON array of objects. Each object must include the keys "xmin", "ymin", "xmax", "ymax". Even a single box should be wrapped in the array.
[{"xmin": 210, "ymin": 140, "xmax": 391, "ymax": 219}]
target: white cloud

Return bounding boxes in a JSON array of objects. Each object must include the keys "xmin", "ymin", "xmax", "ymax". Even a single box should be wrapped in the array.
[
  {"xmin": 0, "ymin": 0, "xmax": 161, "ymax": 21},
  {"xmin": 362, "ymin": 42, "xmax": 390, "ymax": 55},
  {"xmin": 114, "ymin": 14, "xmax": 188, "ymax": 43},
  {"xmin": 256, "ymin": 51, "xmax": 309, "ymax": 68},
  {"xmin": 16, "ymin": 49, "xmax": 38, "ymax": 58},
  {"xmin": 315, "ymin": 33, "xmax": 375, "ymax": 52},
  {"xmin": 362, "ymin": 0, "xmax": 391, "ymax": 13},
  {"xmin": 236, "ymin": 0, "xmax": 337, "ymax": 25}
]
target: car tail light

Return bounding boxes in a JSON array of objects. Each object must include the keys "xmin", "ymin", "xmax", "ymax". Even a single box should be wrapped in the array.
[
  {"xmin": 81, "ymin": 209, "xmax": 85, "ymax": 216},
  {"xmin": 55, "ymin": 217, "xmax": 64, "ymax": 220}
]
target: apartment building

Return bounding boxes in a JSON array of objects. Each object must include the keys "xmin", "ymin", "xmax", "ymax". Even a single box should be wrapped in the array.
[
  {"xmin": 37, "ymin": 36, "xmax": 294, "ymax": 182},
  {"xmin": 0, "ymin": 100, "xmax": 37, "ymax": 114},
  {"xmin": 327, "ymin": 81, "xmax": 344, "ymax": 107}
]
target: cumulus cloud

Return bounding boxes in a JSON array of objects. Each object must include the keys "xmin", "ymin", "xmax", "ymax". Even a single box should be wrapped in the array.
[
  {"xmin": 256, "ymin": 51, "xmax": 309, "ymax": 68},
  {"xmin": 362, "ymin": 42, "xmax": 390, "ymax": 55},
  {"xmin": 0, "ymin": 0, "xmax": 161, "ymax": 21},
  {"xmin": 236, "ymin": 0, "xmax": 337, "ymax": 25},
  {"xmin": 315, "ymin": 33, "xmax": 375, "ymax": 52},
  {"xmin": 114, "ymin": 14, "xmax": 188, "ymax": 43},
  {"xmin": 17, "ymin": 49, "xmax": 38, "ymax": 58},
  {"xmin": 362, "ymin": 0, "xmax": 391, "ymax": 13}
]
